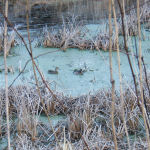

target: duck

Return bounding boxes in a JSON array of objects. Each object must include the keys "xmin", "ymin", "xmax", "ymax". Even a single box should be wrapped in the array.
[
  {"xmin": 73, "ymin": 68, "xmax": 86, "ymax": 75},
  {"xmin": 48, "ymin": 67, "xmax": 59, "ymax": 74}
]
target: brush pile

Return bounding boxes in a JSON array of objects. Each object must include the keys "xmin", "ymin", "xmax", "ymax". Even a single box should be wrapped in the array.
[{"xmin": 0, "ymin": 79, "xmax": 150, "ymax": 149}]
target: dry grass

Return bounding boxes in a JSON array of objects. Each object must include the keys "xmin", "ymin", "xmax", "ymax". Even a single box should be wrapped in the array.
[{"xmin": 0, "ymin": 78, "xmax": 149, "ymax": 149}]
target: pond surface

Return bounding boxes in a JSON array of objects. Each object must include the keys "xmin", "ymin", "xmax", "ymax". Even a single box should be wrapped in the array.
[
  {"xmin": 0, "ymin": 0, "xmax": 150, "ymax": 96},
  {"xmin": 0, "ymin": 25, "xmax": 150, "ymax": 96}
]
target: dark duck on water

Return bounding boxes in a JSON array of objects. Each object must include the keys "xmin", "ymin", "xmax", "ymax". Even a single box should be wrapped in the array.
[
  {"xmin": 73, "ymin": 63, "xmax": 87, "ymax": 75},
  {"xmin": 48, "ymin": 67, "xmax": 59, "ymax": 74}
]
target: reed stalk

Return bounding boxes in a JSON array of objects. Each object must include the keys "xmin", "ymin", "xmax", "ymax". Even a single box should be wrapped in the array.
[
  {"xmin": 112, "ymin": 0, "xmax": 130, "ymax": 149},
  {"xmin": 0, "ymin": 99, "xmax": 2, "ymax": 136},
  {"xmin": 4, "ymin": 0, "xmax": 11, "ymax": 149},
  {"xmin": 137, "ymin": 0, "xmax": 150, "ymax": 149},
  {"xmin": 116, "ymin": 0, "xmax": 140, "ymax": 113},
  {"xmin": 108, "ymin": 1, "xmax": 118, "ymax": 150}
]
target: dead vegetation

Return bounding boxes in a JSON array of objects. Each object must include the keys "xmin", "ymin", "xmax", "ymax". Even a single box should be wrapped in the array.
[
  {"xmin": 36, "ymin": 16, "xmax": 120, "ymax": 51},
  {"xmin": 35, "ymin": 2, "xmax": 150, "ymax": 52},
  {"xmin": 0, "ymin": 81, "xmax": 149, "ymax": 149},
  {"xmin": 0, "ymin": 0, "xmax": 150, "ymax": 150},
  {"xmin": 0, "ymin": 26, "xmax": 16, "ymax": 56},
  {"xmin": 118, "ymin": 1, "xmax": 150, "ymax": 36}
]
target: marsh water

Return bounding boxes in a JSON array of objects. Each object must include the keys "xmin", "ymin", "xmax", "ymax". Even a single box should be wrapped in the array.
[
  {"xmin": 0, "ymin": 26, "xmax": 150, "ymax": 96},
  {"xmin": 0, "ymin": 1, "xmax": 150, "ymax": 149},
  {"xmin": 0, "ymin": 0, "xmax": 150, "ymax": 96}
]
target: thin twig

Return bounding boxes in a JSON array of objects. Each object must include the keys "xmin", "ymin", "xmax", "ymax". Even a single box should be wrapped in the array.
[{"xmin": 25, "ymin": 1, "xmax": 62, "ymax": 148}]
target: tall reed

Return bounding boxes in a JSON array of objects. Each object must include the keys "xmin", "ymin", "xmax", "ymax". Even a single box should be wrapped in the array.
[
  {"xmin": 137, "ymin": 0, "xmax": 150, "ymax": 149},
  {"xmin": 4, "ymin": 0, "xmax": 11, "ymax": 149},
  {"xmin": 112, "ymin": 0, "xmax": 131, "ymax": 149},
  {"xmin": 108, "ymin": 0, "xmax": 118, "ymax": 149}
]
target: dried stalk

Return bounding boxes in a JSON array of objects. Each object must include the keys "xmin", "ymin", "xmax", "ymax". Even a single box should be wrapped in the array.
[
  {"xmin": 117, "ymin": 0, "xmax": 139, "ymax": 97},
  {"xmin": 137, "ymin": 0, "xmax": 150, "ymax": 149},
  {"xmin": 4, "ymin": 0, "xmax": 11, "ymax": 149},
  {"xmin": 141, "ymin": 57, "xmax": 150, "ymax": 97},
  {"xmin": 112, "ymin": 0, "xmax": 130, "ymax": 149},
  {"xmin": 108, "ymin": 1, "xmax": 118, "ymax": 150}
]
